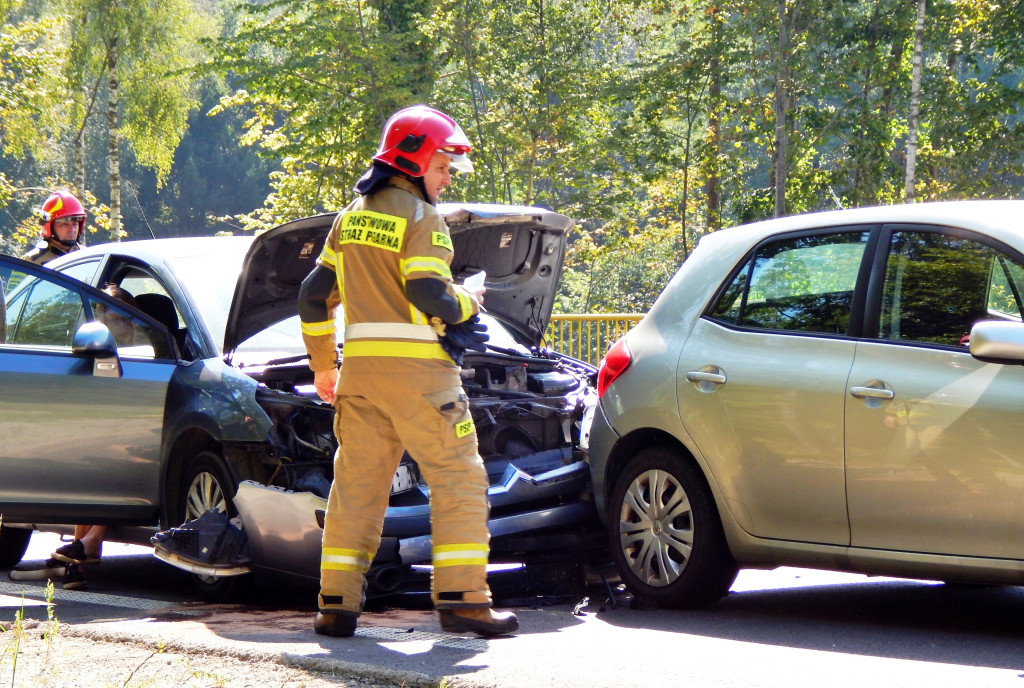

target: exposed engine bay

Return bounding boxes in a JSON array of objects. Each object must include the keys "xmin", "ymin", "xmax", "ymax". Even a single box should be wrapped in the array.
[{"xmin": 247, "ymin": 345, "xmax": 596, "ymax": 511}]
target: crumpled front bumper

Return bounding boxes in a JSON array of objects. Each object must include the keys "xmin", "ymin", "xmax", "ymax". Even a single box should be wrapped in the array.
[{"xmin": 180, "ymin": 457, "xmax": 596, "ymax": 584}]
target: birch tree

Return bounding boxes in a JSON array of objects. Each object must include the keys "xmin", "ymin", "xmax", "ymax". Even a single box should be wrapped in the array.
[
  {"xmin": 904, "ymin": 0, "xmax": 925, "ymax": 202},
  {"xmin": 54, "ymin": 0, "xmax": 210, "ymax": 240}
]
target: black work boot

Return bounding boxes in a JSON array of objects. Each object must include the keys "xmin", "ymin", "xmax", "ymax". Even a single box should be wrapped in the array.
[
  {"xmin": 438, "ymin": 608, "xmax": 519, "ymax": 637},
  {"xmin": 314, "ymin": 611, "xmax": 358, "ymax": 637}
]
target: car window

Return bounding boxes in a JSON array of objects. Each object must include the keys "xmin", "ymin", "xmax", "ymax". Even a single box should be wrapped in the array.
[
  {"xmin": 6, "ymin": 277, "xmax": 85, "ymax": 347},
  {"xmin": 709, "ymin": 231, "xmax": 869, "ymax": 334},
  {"xmin": 2, "ymin": 260, "xmax": 175, "ymax": 359},
  {"xmin": 59, "ymin": 259, "xmax": 101, "ymax": 285},
  {"xmin": 117, "ymin": 271, "xmax": 184, "ymax": 329},
  {"xmin": 877, "ymin": 230, "xmax": 1024, "ymax": 345},
  {"xmin": 987, "ymin": 255, "xmax": 1024, "ymax": 321},
  {"xmin": 88, "ymin": 296, "xmax": 170, "ymax": 358},
  {"xmin": 1, "ymin": 267, "xmax": 23, "ymax": 342}
]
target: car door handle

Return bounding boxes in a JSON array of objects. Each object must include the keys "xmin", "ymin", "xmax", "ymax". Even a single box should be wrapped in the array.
[
  {"xmin": 686, "ymin": 371, "xmax": 727, "ymax": 385},
  {"xmin": 850, "ymin": 386, "xmax": 895, "ymax": 400}
]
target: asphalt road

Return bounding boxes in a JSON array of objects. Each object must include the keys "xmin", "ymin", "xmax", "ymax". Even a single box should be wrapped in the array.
[{"xmin": 3, "ymin": 532, "xmax": 1024, "ymax": 688}]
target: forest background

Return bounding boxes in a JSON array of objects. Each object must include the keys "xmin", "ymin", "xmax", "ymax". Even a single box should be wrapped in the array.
[{"xmin": 2, "ymin": 0, "xmax": 1024, "ymax": 314}]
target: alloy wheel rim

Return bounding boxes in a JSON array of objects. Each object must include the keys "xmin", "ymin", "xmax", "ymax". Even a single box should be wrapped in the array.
[{"xmin": 184, "ymin": 471, "xmax": 227, "ymax": 521}]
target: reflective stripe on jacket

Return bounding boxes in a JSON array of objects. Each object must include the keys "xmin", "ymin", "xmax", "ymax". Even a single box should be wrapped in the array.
[{"xmin": 298, "ymin": 177, "xmax": 477, "ymax": 371}]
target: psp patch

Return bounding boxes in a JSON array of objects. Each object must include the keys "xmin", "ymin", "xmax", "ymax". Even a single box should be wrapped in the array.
[
  {"xmin": 431, "ymin": 231, "xmax": 453, "ymax": 252},
  {"xmin": 454, "ymin": 418, "xmax": 475, "ymax": 439}
]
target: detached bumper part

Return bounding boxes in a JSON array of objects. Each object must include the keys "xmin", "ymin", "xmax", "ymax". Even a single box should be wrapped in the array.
[{"xmin": 151, "ymin": 509, "xmax": 253, "ymax": 577}]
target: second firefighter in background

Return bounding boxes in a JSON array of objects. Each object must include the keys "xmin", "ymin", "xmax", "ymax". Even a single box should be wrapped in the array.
[{"xmin": 298, "ymin": 105, "xmax": 518, "ymax": 638}]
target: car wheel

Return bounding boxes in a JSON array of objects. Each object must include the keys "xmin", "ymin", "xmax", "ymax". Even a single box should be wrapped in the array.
[
  {"xmin": 176, "ymin": 450, "xmax": 251, "ymax": 602},
  {"xmin": 608, "ymin": 447, "xmax": 737, "ymax": 609},
  {"xmin": 180, "ymin": 450, "xmax": 235, "ymax": 523},
  {"xmin": 0, "ymin": 525, "xmax": 33, "ymax": 569}
]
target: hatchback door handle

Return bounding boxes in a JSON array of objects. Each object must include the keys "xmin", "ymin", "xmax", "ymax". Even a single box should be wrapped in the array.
[
  {"xmin": 850, "ymin": 386, "xmax": 895, "ymax": 400},
  {"xmin": 686, "ymin": 371, "xmax": 727, "ymax": 385}
]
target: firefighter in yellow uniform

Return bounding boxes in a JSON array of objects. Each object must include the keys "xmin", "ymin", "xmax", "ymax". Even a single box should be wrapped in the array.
[{"xmin": 298, "ymin": 105, "xmax": 518, "ymax": 638}]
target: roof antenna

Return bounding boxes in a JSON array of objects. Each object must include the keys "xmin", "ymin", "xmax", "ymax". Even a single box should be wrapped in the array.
[{"xmin": 829, "ymin": 187, "xmax": 845, "ymax": 210}]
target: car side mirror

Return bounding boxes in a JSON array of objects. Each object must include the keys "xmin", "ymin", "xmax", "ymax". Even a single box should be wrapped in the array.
[
  {"xmin": 969, "ymin": 320, "xmax": 1024, "ymax": 364},
  {"xmin": 71, "ymin": 321, "xmax": 122, "ymax": 378}
]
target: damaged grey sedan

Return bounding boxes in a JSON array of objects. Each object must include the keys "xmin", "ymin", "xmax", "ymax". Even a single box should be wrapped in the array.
[{"xmin": 0, "ymin": 204, "xmax": 601, "ymax": 600}]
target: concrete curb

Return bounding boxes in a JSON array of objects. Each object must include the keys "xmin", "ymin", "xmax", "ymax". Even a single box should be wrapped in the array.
[{"xmin": 58, "ymin": 624, "xmax": 444, "ymax": 688}]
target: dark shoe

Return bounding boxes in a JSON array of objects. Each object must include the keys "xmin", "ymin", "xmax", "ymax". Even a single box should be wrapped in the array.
[
  {"xmin": 9, "ymin": 558, "xmax": 64, "ymax": 582},
  {"xmin": 314, "ymin": 611, "xmax": 357, "ymax": 637},
  {"xmin": 51, "ymin": 540, "xmax": 100, "ymax": 565},
  {"xmin": 62, "ymin": 564, "xmax": 85, "ymax": 591},
  {"xmin": 439, "ymin": 608, "xmax": 519, "ymax": 637}
]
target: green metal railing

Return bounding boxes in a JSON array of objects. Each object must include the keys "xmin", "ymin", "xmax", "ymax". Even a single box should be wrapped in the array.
[{"xmin": 544, "ymin": 313, "xmax": 644, "ymax": 366}]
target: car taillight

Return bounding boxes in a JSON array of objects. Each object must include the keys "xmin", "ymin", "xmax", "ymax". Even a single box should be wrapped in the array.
[{"xmin": 597, "ymin": 337, "xmax": 632, "ymax": 397}]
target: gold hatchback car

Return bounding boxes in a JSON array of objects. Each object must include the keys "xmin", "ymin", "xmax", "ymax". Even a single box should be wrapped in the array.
[{"xmin": 585, "ymin": 200, "xmax": 1024, "ymax": 608}]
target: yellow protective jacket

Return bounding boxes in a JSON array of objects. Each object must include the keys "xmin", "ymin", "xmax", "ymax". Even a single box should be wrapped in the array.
[
  {"xmin": 300, "ymin": 177, "xmax": 478, "ymax": 374},
  {"xmin": 21, "ymin": 241, "xmax": 78, "ymax": 266}
]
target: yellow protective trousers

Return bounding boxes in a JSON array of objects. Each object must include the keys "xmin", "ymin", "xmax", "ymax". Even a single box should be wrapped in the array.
[{"xmin": 318, "ymin": 365, "xmax": 492, "ymax": 614}]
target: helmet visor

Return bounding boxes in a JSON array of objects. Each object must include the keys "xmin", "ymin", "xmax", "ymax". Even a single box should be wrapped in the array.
[
  {"xmin": 445, "ymin": 152, "xmax": 474, "ymax": 174},
  {"xmin": 440, "ymin": 123, "xmax": 473, "ymax": 173}
]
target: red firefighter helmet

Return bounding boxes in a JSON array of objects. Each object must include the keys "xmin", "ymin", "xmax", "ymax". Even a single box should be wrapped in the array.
[
  {"xmin": 37, "ymin": 190, "xmax": 87, "ymax": 245},
  {"xmin": 373, "ymin": 106, "xmax": 473, "ymax": 177}
]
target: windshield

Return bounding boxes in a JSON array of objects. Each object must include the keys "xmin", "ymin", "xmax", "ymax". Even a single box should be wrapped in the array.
[
  {"xmin": 477, "ymin": 312, "xmax": 530, "ymax": 354},
  {"xmin": 165, "ymin": 244, "xmax": 311, "ymax": 363},
  {"xmin": 166, "ymin": 249, "xmax": 244, "ymax": 356}
]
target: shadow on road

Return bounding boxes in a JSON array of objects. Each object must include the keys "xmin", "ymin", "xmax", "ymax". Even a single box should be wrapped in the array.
[{"xmin": 596, "ymin": 578, "xmax": 1024, "ymax": 670}]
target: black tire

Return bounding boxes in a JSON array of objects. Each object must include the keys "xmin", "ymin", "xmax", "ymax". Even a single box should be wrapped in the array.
[
  {"xmin": 0, "ymin": 525, "xmax": 33, "ymax": 570},
  {"xmin": 174, "ymin": 450, "xmax": 252, "ymax": 602},
  {"xmin": 608, "ymin": 447, "xmax": 738, "ymax": 609}
]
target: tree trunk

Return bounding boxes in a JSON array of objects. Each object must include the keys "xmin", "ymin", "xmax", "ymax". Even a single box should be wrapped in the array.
[
  {"xmin": 681, "ymin": 98, "xmax": 693, "ymax": 260},
  {"xmin": 74, "ymin": 120, "xmax": 87, "ymax": 246},
  {"xmin": 773, "ymin": 0, "xmax": 789, "ymax": 218},
  {"xmin": 705, "ymin": 6, "xmax": 722, "ymax": 233},
  {"xmin": 107, "ymin": 38, "xmax": 122, "ymax": 242},
  {"xmin": 905, "ymin": 0, "xmax": 926, "ymax": 203}
]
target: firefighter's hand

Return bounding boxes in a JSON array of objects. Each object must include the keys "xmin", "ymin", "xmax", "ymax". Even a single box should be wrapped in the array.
[
  {"xmin": 439, "ymin": 315, "xmax": 490, "ymax": 366},
  {"xmin": 314, "ymin": 368, "xmax": 338, "ymax": 403}
]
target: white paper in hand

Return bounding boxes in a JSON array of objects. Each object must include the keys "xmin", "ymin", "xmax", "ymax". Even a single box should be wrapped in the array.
[{"xmin": 464, "ymin": 271, "xmax": 486, "ymax": 311}]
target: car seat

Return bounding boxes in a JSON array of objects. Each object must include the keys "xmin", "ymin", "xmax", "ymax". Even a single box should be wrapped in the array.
[{"xmin": 135, "ymin": 292, "xmax": 188, "ymax": 357}]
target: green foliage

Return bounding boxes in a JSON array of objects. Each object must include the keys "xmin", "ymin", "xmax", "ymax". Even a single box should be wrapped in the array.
[
  {"xmin": 0, "ymin": 3, "xmax": 66, "ymax": 158},
  {"xmin": 7, "ymin": 0, "xmax": 1024, "ymax": 315},
  {"xmin": 54, "ymin": 0, "xmax": 212, "ymax": 185},
  {"xmin": 426, "ymin": 0, "xmax": 633, "ymax": 212},
  {"xmin": 203, "ymin": 0, "xmax": 438, "ymax": 230}
]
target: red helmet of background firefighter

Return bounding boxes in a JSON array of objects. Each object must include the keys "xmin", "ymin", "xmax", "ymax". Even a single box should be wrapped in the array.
[{"xmin": 23, "ymin": 189, "xmax": 86, "ymax": 265}]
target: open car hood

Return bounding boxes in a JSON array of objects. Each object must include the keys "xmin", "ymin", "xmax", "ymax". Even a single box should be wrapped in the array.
[{"xmin": 224, "ymin": 203, "xmax": 573, "ymax": 354}]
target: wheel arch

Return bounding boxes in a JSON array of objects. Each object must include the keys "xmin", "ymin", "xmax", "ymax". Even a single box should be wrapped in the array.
[
  {"xmin": 600, "ymin": 428, "xmax": 696, "ymax": 520},
  {"xmin": 161, "ymin": 428, "xmax": 220, "ymax": 528}
]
